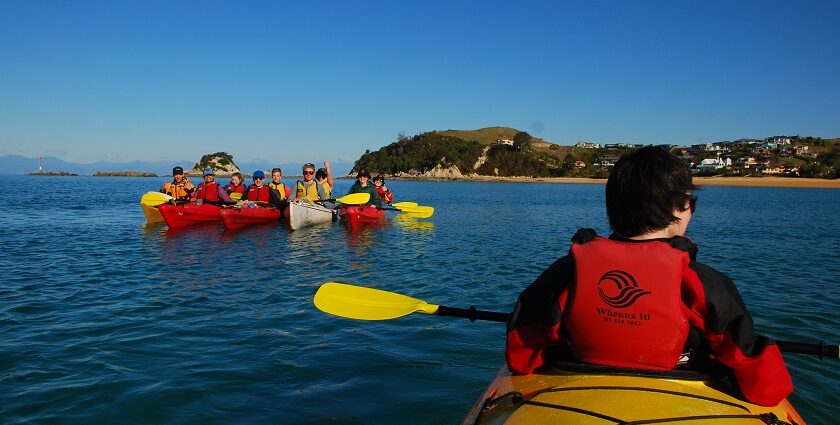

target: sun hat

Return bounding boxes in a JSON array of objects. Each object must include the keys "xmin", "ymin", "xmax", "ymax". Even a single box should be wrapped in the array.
[
  {"xmin": 253, "ymin": 170, "xmax": 265, "ymax": 179},
  {"xmin": 357, "ymin": 168, "xmax": 371, "ymax": 178}
]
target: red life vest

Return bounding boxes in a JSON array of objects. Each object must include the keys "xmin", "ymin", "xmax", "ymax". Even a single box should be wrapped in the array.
[
  {"xmin": 246, "ymin": 185, "xmax": 270, "ymax": 202},
  {"xmin": 566, "ymin": 237, "xmax": 690, "ymax": 370},
  {"xmin": 196, "ymin": 182, "xmax": 221, "ymax": 204},
  {"xmin": 226, "ymin": 182, "xmax": 246, "ymax": 195}
]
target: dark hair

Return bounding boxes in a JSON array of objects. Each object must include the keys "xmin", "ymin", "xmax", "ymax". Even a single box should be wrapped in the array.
[
  {"xmin": 315, "ymin": 168, "xmax": 327, "ymax": 180},
  {"xmin": 373, "ymin": 175, "xmax": 384, "ymax": 183},
  {"xmin": 606, "ymin": 147, "xmax": 696, "ymax": 237},
  {"xmin": 271, "ymin": 168, "xmax": 282, "ymax": 175}
]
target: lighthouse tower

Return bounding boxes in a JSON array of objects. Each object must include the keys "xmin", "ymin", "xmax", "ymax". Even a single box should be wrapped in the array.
[{"xmin": 38, "ymin": 156, "xmax": 43, "ymax": 174}]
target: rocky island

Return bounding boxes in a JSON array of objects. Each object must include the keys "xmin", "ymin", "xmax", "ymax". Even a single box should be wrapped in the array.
[{"xmin": 188, "ymin": 152, "xmax": 241, "ymax": 177}]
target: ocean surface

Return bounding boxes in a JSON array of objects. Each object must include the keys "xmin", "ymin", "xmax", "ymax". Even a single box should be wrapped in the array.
[{"xmin": 1, "ymin": 175, "xmax": 838, "ymax": 424}]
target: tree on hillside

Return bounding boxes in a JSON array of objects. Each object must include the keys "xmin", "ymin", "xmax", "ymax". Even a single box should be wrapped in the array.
[{"xmin": 513, "ymin": 131, "xmax": 532, "ymax": 151}]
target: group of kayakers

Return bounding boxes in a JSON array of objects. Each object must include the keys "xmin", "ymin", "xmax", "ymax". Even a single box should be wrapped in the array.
[{"xmin": 159, "ymin": 161, "xmax": 394, "ymax": 211}]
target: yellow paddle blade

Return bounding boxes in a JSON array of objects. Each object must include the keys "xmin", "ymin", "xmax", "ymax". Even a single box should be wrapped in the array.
[
  {"xmin": 336, "ymin": 193, "xmax": 371, "ymax": 205},
  {"xmin": 230, "ymin": 192, "xmax": 242, "ymax": 201},
  {"xmin": 140, "ymin": 191, "xmax": 173, "ymax": 206},
  {"xmin": 392, "ymin": 202, "xmax": 418, "ymax": 209},
  {"xmin": 314, "ymin": 282, "xmax": 440, "ymax": 320},
  {"xmin": 399, "ymin": 206, "xmax": 434, "ymax": 218}
]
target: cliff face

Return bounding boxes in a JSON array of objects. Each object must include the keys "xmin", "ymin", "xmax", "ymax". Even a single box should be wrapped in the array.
[{"xmin": 189, "ymin": 152, "xmax": 240, "ymax": 177}]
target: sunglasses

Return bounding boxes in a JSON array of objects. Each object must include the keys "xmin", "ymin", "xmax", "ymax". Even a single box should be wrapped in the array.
[
  {"xmin": 254, "ymin": 177, "xmax": 264, "ymax": 180},
  {"xmin": 689, "ymin": 195, "xmax": 698, "ymax": 213},
  {"xmin": 304, "ymin": 171, "xmax": 314, "ymax": 175}
]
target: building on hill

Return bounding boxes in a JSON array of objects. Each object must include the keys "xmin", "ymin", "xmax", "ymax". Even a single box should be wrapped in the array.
[
  {"xmin": 575, "ymin": 141, "xmax": 600, "ymax": 149},
  {"xmin": 494, "ymin": 138, "xmax": 514, "ymax": 146}
]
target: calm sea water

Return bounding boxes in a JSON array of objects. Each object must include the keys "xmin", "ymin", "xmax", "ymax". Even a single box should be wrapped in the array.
[{"xmin": 1, "ymin": 175, "xmax": 838, "ymax": 424}]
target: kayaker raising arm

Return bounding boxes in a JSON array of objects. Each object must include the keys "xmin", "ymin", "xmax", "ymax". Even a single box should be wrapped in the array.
[
  {"xmin": 192, "ymin": 167, "xmax": 235, "ymax": 205},
  {"xmin": 505, "ymin": 146, "xmax": 793, "ymax": 407},
  {"xmin": 314, "ymin": 161, "xmax": 335, "ymax": 208},
  {"xmin": 373, "ymin": 175, "xmax": 394, "ymax": 205},
  {"xmin": 346, "ymin": 168, "xmax": 382, "ymax": 208},
  {"xmin": 160, "ymin": 166, "xmax": 195, "ymax": 203}
]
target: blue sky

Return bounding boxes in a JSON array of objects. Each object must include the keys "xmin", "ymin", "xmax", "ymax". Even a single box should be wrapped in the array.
[{"xmin": 1, "ymin": 0, "xmax": 838, "ymax": 165}]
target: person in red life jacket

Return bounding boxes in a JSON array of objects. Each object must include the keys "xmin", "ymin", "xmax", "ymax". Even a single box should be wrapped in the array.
[
  {"xmin": 372, "ymin": 175, "xmax": 394, "ymax": 204},
  {"xmin": 242, "ymin": 170, "xmax": 271, "ymax": 202},
  {"xmin": 225, "ymin": 172, "xmax": 247, "ymax": 199},
  {"xmin": 267, "ymin": 167, "xmax": 292, "ymax": 212},
  {"xmin": 505, "ymin": 147, "xmax": 793, "ymax": 407},
  {"xmin": 160, "ymin": 166, "xmax": 195, "ymax": 203},
  {"xmin": 192, "ymin": 167, "xmax": 234, "ymax": 205}
]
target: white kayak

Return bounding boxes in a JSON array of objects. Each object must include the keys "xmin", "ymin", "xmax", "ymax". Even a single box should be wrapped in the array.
[{"xmin": 288, "ymin": 199, "xmax": 336, "ymax": 230}]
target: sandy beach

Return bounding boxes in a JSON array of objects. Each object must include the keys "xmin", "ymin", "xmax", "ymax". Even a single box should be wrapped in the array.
[{"xmin": 390, "ymin": 175, "xmax": 839, "ymax": 188}]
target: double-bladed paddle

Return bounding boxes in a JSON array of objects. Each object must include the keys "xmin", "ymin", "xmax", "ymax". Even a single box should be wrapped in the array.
[
  {"xmin": 313, "ymin": 193, "xmax": 371, "ymax": 205},
  {"xmin": 140, "ymin": 191, "xmax": 173, "ymax": 207},
  {"xmin": 313, "ymin": 282, "xmax": 839, "ymax": 359}
]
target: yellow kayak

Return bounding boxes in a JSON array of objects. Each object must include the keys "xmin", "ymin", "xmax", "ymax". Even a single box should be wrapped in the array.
[
  {"xmin": 140, "ymin": 191, "xmax": 171, "ymax": 224},
  {"xmin": 463, "ymin": 364, "xmax": 805, "ymax": 424}
]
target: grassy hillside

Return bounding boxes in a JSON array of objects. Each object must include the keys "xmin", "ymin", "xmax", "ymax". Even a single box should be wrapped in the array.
[{"xmin": 437, "ymin": 127, "xmax": 551, "ymax": 146}]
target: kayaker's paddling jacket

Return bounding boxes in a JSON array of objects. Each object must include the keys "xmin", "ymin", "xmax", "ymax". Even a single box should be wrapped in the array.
[
  {"xmin": 505, "ymin": 229, "xmax": 793, "ymax": 407},
  {"xmin": 161, "ymin": 179, "xmax": 194, "ymax": 200},
  {"xmin": 347, "ymin": 181, "xmax": 382, "ymax": 208}
]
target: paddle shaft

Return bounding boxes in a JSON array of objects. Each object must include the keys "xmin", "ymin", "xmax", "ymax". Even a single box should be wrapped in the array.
[
  {"xmin": 777, "ymin": 340, "xmax": 839, "ymax": 359},
  {"xmin": 436, "ymin": 305, "xmax": 836, "ymax": 359},
  {"xmin": 436, "ymin": 306, "xmax": 508, "ymax": 323}
]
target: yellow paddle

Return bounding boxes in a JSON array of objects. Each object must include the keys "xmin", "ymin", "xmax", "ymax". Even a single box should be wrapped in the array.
[
  {"xmin": 379, "ymin": 205, "xmax": 434, "ymax": 218},
  {"xmin": 313, "ymin": 282, "xmax": 840, "ymax": 359},
  {"xmin": 313, "ymin": 282, "xmax": 508, "ymax": 322},
  {"xmin": 337, "ymin": 193, "xmax": 371, "ymax": 205},
  {"xmin": 141, "ymin": 191, "xmax": 173, "ymax": 206},
  {"xmin": 392, "ymin": 202, "xmax": 418, "ymax": 209}
]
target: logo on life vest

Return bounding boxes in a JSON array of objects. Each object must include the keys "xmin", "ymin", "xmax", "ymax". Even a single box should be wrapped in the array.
[{"xmin": 597, "ymin": 270, "xmax": 651, "ymax": 308}]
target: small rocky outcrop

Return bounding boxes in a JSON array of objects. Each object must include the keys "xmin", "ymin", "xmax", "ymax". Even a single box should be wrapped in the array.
[{"xmin": 189, "ymin": 152, "xmax": 240, "ymax": 177}]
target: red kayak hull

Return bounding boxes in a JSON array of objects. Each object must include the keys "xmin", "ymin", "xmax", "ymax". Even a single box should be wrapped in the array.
[
  {"xmin": 219, "ymin": 206, "xmax": 283, "ymax": 230},
  {"xmin": 338, "ymin": 205, "xmax": 385, "ymax": 228},
  {"xmin": 158, "ymin": 203, "xmax": 222, "ymax": 228}
]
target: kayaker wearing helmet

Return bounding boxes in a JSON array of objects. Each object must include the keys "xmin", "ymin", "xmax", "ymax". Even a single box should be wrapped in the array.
[
  {"xmin": 505, "ymin": 147, "xmax": 793, "ymax": 407},
  {"xmin": 192, "ymin": 167, "xmax": 235, "ymax": 205},
  {"xmin": 372, "ymin": 175, "xmax": 394, "ymax": 204},
  {"xmin": 268, "ymin": 167, "xmax": 292, "ymax": 211},
  {"xmin": 225, "ymin": 172, "xmax": 247, "ymax": 198},
  {"xmin": 243, "ymin": 170, "xmax": 270, "ymax": 202},
  {"xmin": 346, "ymin": 168, "xmax": 382, "ymax": 208},
  {"xmin": 160, "ymin": 166, "xmax": 195, "ymax": 203}
]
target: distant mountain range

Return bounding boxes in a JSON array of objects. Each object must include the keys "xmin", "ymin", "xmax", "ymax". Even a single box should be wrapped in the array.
[{"xmin": 0, "ymin": 155, "xmax": 356, "ymax": 177}]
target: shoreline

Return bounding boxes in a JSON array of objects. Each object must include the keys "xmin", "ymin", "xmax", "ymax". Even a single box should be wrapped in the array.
[{"xmin": 382, "ymin": 175, "xmax": 840, "ymax": 188}]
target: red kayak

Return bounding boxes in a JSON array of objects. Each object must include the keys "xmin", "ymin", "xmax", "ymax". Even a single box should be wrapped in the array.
[
  {"xmin": 219, "ymin": 205, "xmax": 284, "ymax": 230},
  {"xmin": 338, "ymin": 205, "xmax": 385, "ymax": 228},
  {"xmin": 158, "ymin": 203, "xmax": 222, "ymax": 228}
]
